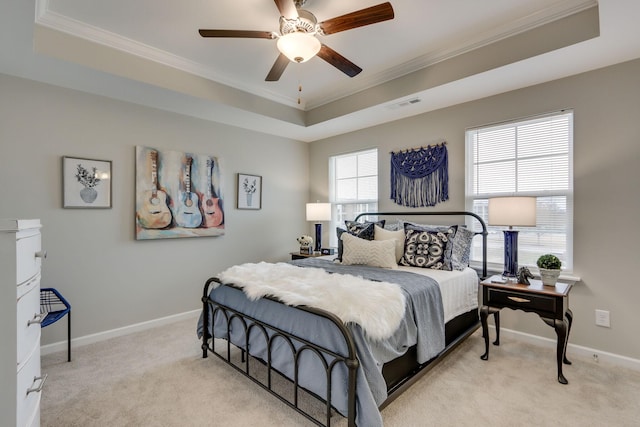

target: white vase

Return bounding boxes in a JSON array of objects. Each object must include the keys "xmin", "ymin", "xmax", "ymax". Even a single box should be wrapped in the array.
[
  {"xmin": 539, "ymin": 268, "xmax": 561, "ymax": 287},
  {"xmin": 80, "ymin": 187, "xmax": 98, "ymax": 203}
]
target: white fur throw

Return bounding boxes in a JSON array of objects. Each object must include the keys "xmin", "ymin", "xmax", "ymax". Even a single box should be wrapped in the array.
[{"xmin": 217, "ymin": 262, "xmax": 406, "ymax": 341}]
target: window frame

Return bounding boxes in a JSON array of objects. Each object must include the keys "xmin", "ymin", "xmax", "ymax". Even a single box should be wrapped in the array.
[
  {"xmin": 328, "ymin": 148, "xmax": 378, "ymax": 247},
  {"xmin": 465, "ymin": 110, "xmax": 574, "ymax": 273}
]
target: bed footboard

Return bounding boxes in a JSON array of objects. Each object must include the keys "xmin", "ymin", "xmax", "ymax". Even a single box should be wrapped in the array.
[
  {"xmin": 201, "ymin": 211, "xmax": 487, "ymax": 426},
  {"xmin": 201, "ymin": 277, "xmax": 359, "ymax": 427}
]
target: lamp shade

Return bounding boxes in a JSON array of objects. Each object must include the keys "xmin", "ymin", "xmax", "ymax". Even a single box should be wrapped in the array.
[
  {"xmin": 488, "ymin": 197, "xmax": 537, "ymax": 227},
  {"xmin": 277, "ymin": 32, "xmax": 321, "ymax": 63},
  {"xmin": 306, "ymin": 203, "xmax": 331, "ymax": 222}
]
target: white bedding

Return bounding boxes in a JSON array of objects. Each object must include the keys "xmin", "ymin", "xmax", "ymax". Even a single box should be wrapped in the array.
[
  {"xmin": 396, "ymin": 265, "xmax": 479, "ymax": 322},
  {"xmin": 310, "ymin": 254, "xmax": 479, "ymax": 323}
]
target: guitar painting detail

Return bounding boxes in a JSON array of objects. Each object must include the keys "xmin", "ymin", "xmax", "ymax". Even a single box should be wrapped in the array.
[
  {"xmin": 175, "ymin": 156, "xmax": 203, "ymax": 228},
  {"xmin": 137, "ymin": 151, "xmax": 172, "ymax": 229},
  {"xmin": 135, "ymin": 146, "xmax": 226, "ymax": 240},
  {"xmin": 200, "ymin": 158, "xmax": 224, "ymax": 228}
]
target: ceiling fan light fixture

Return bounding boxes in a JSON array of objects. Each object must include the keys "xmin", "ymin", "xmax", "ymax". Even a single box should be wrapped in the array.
[{"xmin": 277, "ymin": 32, "xmax": 321, "ymax": 63}]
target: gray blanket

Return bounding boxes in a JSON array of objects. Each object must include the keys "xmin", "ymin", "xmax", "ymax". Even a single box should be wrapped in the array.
[
  {"xmin": 199, "ymin": 259, "xmax": 445, "ymax": 427},
  {"xmin": 291, "ymin": 258, "xmax": 445, "ymax": 363}
]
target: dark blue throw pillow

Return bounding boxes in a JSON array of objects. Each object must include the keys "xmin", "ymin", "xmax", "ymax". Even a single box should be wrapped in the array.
[{"xmin": 399, "ymin": 223, "xmax": 456, "ymax": 270}]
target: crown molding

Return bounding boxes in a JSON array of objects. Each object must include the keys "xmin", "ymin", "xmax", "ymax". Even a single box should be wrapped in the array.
[
  {"xmin": 34, "ymin": 0, "xmax": 300, "ymax": 108},
  {"xmin": 305, "ymin": 0, "xmax": 598, "ymax": 109},
  {"xmin": 34, "ymin": 0, "xmax": 597, "ymax": 112}
]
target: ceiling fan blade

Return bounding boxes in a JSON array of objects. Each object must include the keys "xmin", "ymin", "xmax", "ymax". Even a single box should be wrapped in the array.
[
  {"xmin": 316, "ymin": 45, "xmax": 362, "ymax": 78},
  {"xmin": 199, "ymin": 29, "xmax": 275, "ymax": 39},
  {"xmin": 265, "ymin": 53, "xmax": 290, "ymax": 81},
  {"xmin": 319, "ymin": 2, "xmax": 394, "ymax": 35},
  {"xmin": 273, "ymin": 0, "xmax": 298, "ymax": 19}
]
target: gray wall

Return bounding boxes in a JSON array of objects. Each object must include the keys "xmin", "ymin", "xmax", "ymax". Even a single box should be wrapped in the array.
[
  {"xmin": 3, "ymin": 57, "xmax": 639, "ymax": 361},
  {"xmin": 0, "ymin": 74, "xmax": 309, "ymax": 345},
  {"xmin": 309, "ymin": 58, "xmax": 640, "ymax": 360}
]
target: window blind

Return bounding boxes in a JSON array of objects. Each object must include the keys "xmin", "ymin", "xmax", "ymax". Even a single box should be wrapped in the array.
[
  {"xmin": 466, "ymin": 111, "xmax": 574, "ymax": 271},
  {"xmin": 329, "ymin": 149, "xmax": 378, "ymax": 246}
]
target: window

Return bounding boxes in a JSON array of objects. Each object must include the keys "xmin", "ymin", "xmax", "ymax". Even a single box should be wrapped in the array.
[
  {"xmin": 329, "ymin": 149, "xmax": 378, "ymax": 246},
  {"xmin": 465, "ymin": 111, "xmax": 573, "ymax": 272}
]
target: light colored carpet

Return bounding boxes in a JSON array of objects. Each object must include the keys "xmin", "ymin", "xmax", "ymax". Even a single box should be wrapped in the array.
[{"xmin": 41, "ymin": 318, "xmax": 640, "ymax": 426}]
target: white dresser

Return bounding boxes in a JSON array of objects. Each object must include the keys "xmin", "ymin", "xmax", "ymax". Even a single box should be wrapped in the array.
[{"xmin": 1, "ymin": 219, "xmax": 46, "ymax": 427}]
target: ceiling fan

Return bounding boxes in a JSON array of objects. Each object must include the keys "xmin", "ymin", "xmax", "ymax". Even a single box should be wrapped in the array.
[{"xmin": 199, "ymin": 0, "xmax": 394, "ymax": 82}]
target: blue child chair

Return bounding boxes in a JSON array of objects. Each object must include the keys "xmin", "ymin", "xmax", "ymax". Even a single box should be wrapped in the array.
[{"xmin": 40, "ymin": 288, "xmax": 71, "ymax": 362}]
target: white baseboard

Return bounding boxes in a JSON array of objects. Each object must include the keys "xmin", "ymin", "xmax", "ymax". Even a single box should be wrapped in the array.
[
  {"xmin": 41, "ymin": 311, "xmax": 640, "ymax": 373},
  {"xmin": 491, "ymin": 325, "xmax": 640, "ymax": 372},
  {"xmin": 40, "ymin": 309, "xmax": 201, "ymax": 356}
]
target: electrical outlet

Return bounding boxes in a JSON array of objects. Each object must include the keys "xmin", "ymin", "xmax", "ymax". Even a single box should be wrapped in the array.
[
  {"xmin": 595, "ymin": 309, "xmax": 610, "ymax": 327},
  {"xmin": 592, "ymin": 353, "xmax": 599, "ymax": 363}
]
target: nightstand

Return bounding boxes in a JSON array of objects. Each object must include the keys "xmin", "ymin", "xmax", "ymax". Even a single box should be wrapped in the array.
[
  {"xmin": 290, "ymin": 252, "xmax": 325, "ymax": 260},
  {"xmin": 479, "ymin": 275, "xmax": 573, "ymax": 384}
]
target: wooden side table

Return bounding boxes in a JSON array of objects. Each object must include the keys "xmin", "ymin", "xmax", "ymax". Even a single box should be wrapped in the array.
[{"xmin": 479, "ymin": 275, "xmax": 573, "ymax": 384}]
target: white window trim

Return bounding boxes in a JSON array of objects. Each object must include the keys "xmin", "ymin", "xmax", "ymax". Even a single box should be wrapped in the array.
[
  {"xmin": 328, "ymin": 149, "xmax": 378, "ymax": 247},
  {"xmin": 465, "ymin": 110, "xmax": 574, "ymax": 274}
]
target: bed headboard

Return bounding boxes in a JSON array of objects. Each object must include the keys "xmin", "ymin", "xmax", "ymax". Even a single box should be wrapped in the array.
[{"xmin": 354, "ymin": 211, "xmax": 488, "ymax": 279}]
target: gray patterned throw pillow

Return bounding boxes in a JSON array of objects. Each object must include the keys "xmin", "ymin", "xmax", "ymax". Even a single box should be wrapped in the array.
[
  {"xmin": 399, "ymin": 224, "xmax": 456, "ymax": 270},
  {"xmin": 450, "ymin": 227, "xmax": 475, "ymax": 271}
]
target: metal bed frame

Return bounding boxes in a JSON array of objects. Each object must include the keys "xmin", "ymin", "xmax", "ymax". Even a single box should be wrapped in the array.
[{"xmin": 201, "ymin": 211, "xmax": 487, "ymax": 426}]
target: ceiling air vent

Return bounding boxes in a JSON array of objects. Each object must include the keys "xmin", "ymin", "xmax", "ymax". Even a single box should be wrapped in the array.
[{"xmin": 386, "ymin": 97, "xmax": 422, "ymax": 110}]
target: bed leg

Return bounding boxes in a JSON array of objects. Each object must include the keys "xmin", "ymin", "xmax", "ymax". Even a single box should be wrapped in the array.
[
  {"xmin": 201, "ymin": 296, "xmax": 210, "ymax": 359},
  {"xmin": 202, "ymin": 342, "xmax": 208, "ymax": 359},
  {"xmin": 346, "ymin": 358, "xmax": 358, "ymax": 427},
  {"xmin": 202, "ymin": 278, "xmax": 218, "ymax": 359}
]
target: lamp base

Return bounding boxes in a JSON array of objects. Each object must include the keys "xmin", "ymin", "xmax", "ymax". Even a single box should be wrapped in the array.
[
  {"xmin": 503, "ymin": 230, "xmax": 519, "ymax": 277},
  {"xmin": 314, "ymin": 223, "xmax": 322, "ymax": 253}
]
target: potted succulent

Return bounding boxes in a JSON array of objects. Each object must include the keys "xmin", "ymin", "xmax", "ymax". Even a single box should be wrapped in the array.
[{"xmin": 536, "ymin": 254, "xmax": 562, "ymax": 287}]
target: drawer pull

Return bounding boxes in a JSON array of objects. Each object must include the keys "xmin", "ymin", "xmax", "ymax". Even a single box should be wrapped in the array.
[
  {"xmin": 26, "ymin": 374, "xmax": 48, "ymax": 395},
  {"xmin": 27, "ymin": 312, "xmax": 46, "ymax": 326},
  {"xmin": 35, "ymin": 250, "xmax": 47, "ymax": 259},
  {"xmin": 508, "ymin": 296, "xmax": 531, "ymax": 303}
]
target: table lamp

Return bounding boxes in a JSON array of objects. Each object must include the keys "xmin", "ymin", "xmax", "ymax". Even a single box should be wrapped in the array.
[
  {"xmin": 306, "ymin": 202, "xmax": 331, "ymax": 253},
  {"xmin": 488, "ymin": 196, "xmax": 537, "ymax": 277}
]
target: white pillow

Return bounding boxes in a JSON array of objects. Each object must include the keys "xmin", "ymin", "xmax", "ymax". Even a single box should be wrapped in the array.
[
  {"xmin": 374, "ymin": 224, "xmax": 405, "ymax": 263},
  {"xmin": 341, "ymin": 232, "xmax": 398, "ymax": 269}
]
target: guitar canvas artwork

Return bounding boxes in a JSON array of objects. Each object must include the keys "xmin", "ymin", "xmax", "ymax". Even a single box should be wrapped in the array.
[
  {"xmin": 200, "ymin": 159, "xmax": 224, "ymax": 227},
  {"xmin": 135, "ymin": 146, "xmax": 225, "ymax": 239},
  {"xmin": 137, "ymin": 151, "xmax": 172, "ymax": 230},
  {"xmin": 175, "ymin": 157, "xmax": 203, "ymax": 228}
]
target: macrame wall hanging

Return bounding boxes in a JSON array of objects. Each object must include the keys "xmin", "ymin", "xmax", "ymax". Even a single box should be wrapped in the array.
[{"xmin": 390, "ymin": 143, "xmax": 449, "ymax": 207}]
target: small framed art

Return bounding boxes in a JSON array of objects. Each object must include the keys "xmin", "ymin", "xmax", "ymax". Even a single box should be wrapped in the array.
[
  {"xmin": 237, "ymin": 173, "xmax": 262, "ymax": 210},
  {"xmin": 63, "ymin": 156, "xmax": 112, "ymax": 208}
]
